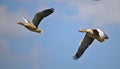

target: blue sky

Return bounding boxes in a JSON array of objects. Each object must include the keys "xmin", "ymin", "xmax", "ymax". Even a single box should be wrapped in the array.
[{"xmin": 0, "ymin": 0, "xmax": 120, "ymax": 69}]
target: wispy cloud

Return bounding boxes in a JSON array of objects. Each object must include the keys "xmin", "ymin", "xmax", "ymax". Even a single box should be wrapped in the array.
[
  {"xmin": 55, "ymin": 0, "xmax": 120, "ymax": 25},
  {"xmin": 0, "ymin": 5, "xmax": 30, "ymax": 37},
  {"xmin": 0, "ymin": 38, "xmax": 13, "ymax": 69},
  {"xmin": 0, "ymin": 37, "xmax": 45, "ymax": 69}
]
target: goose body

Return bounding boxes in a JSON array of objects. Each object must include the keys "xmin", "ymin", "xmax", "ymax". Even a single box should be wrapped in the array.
[
  {"xmin": 17, "ymin": 8, "xmax": 54, "ymax": 33},
  {"xmin": 74, "ymin": 28, "xmax": 109, "ymax": 60}
]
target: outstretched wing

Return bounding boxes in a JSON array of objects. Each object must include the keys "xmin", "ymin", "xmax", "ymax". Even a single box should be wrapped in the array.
[
  {"xmin": 73, "ymin": 34, "xmax": 94, "ymax": 60},
  {"xmin": 32, "ymin": 8, "xmax": 54, "ymax": 27}
]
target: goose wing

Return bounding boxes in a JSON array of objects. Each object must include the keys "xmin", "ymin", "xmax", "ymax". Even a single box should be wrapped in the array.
[
  {"xmin": 96, "ymin": 29, "xmax": 109, "ymax": 39},
  {"xmin": 74, "ymin": 34, "xmax": 94, "ymax": 60},
  {"xmin": 32, "ymin": 8, "xmax": 54, "ymax": 27}
]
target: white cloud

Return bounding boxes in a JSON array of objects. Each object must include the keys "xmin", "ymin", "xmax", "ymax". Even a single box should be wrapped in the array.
[
  {"xmin": 78, "ymin": 0, "xmax": 120, "ymax": 25},
  {"xmin": 0, "ymin": 37, "xmax": 45, "ymax": 69},
  {"xmin": 55, "ymin": 0, "xmax": 120, "ymax": 25},
  {"xmin": 0, "ymin": 5, "xmax": 31, "ymax": 37},
  {"xmin": 0, "ymin": 38, "xmax": 10, "ymax": 58},
  {"xmin": 0, "ymin": 38, "xmax": 13, "ymax": 69},
  {"xmin": 27, "ymin": 44, "xmax": 41, "ymax": 69}
]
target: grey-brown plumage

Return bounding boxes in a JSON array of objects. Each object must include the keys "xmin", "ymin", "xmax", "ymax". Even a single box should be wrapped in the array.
[
  {"xmin": 17, "ymin": 8, "xmax": 54, "ymax": 33},
  {"xmin": 32, "ymin": 8, "xmax": 54, "ymax": 28},
  {"xmin": 74, "ymin": 28, "xmax": 109, "ymax": 60},
  {"xmin": 74, "ymin": 34, "xmax": 94, "ymax": 59}
]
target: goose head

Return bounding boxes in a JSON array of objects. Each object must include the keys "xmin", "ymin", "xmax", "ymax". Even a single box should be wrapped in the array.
[
  {"xmin": 17, "ymin": 22, "xmax": 24, "ymax": 26},
  {"xmin": 78, "ymin": 29, "xmax": 92, "ymax": 33},
  {"xmin": 78, "ymin": 29, "xmax": 87, "ymax": 32}
]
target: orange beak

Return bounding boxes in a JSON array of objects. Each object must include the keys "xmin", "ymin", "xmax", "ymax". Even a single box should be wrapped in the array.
[
  {"xmin": 78, "ymin": 29, "xmax": 81, "ymax": 32},
  {"xmin": 78, "ymin": 29, "xmax": 86, "ymax": 32},
  {"xmin": 17, "ymin": 22, "xmax": 21, "ymax": 24}
]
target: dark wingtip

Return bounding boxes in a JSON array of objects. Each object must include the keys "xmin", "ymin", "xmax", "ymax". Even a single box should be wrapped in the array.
[
  {"xmin": 43, "ymin": 8, "xmax": 55, "ymax": 13},
  {"xmin": 73, "ymin": 56, "xmax": 79, "ymax": 60},
  {"xmin": 50, "ymin": 8, "xmax": 54, "ymax": 11}
]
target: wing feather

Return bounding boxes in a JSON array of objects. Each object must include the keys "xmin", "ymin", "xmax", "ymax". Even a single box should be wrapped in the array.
[
  {"xmin": 74, "ymin": 34, "xmax": 94, "ymax": 59},
  {"xmin": 32, "ymin": 8, "xmax": 54, "ymax": 27}
]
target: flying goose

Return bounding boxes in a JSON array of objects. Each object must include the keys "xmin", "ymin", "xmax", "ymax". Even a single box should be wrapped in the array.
[
  {"xmin": 17, "ymin": 8, "xmax": 54, "ymax": 33},
  {"xmin": 74, "ymin": 28, "xmax": 109, "ymax": 60}
]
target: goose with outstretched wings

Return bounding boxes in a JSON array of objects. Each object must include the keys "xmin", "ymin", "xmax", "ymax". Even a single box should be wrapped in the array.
[
  {"xmin": 17, "ymin": 8, "xmax": 54, "ymax": 33},
  {"xmin": 74, "ymin": 28, "xmax": 109, "ymax": 60}
]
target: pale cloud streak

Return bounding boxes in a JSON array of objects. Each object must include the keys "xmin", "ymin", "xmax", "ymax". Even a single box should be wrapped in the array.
[
  {"xmin": 55, "ymin": 0, "xmax": 120, "ymax": 25},
  {"xmin": 0, "ymin": 37, "xmax": 44, "ymax": 69},
  {"xmin": 0, "ymin": 5, "xmax": 31, "ymax": 37}
]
